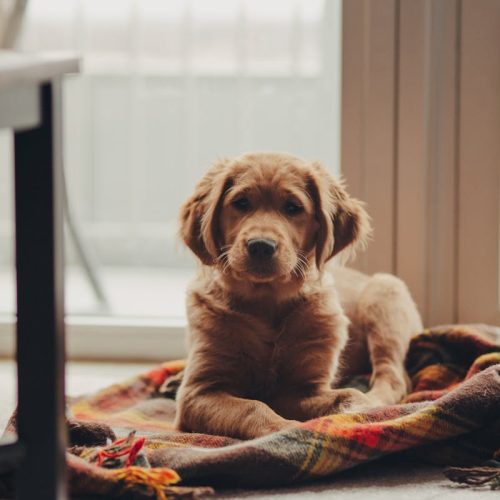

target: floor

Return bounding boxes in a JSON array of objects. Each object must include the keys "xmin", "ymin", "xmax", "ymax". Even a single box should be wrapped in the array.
[
  {"xmin": 0, "ymin": 359, "xmax": 153, "ymax": 430},
  {"xmin": 0, "ymin": 360, "xmax": 495, "ymax": 499},
  {"xmin": 216, "ymin": 462, "xmax": 493, "ymax": 499}
]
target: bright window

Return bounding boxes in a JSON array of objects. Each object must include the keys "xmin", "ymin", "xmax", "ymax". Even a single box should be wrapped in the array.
[{"xmin": 0, "ymin": 0, "xmax": 342, "ymax": 358}]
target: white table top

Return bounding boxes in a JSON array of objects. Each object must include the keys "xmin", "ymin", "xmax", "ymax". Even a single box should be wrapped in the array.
[{"xmin": 0, "ymin": 51, "xmax": 79, "ymax": 90}]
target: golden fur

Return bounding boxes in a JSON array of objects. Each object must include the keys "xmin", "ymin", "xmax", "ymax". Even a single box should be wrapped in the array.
[{"xmin": 176, "ymin": 153, "xmax": 423, "ymax": 439}]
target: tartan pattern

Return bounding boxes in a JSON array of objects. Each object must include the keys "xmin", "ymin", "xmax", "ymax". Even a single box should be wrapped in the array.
[
  {"xmin": 64, "ymin": 324, "xmax": 500, "ymax": 497},
  {"xmin": 2, "ymin": 325, "xmax": 499, "ymax": 498}
]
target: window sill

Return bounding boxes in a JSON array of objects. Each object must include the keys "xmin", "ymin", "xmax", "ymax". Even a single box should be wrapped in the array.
[{"xmin": 0, "ymin": 314, "xmax": 187, "ymax": 361}]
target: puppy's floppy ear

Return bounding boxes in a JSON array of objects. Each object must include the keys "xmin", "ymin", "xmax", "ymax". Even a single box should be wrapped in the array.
[
  {"xmin": 308, "ymin": 162, "xmax": 371, "ymax": 269},
  {"xmin": 179, "ymin": 160, "xmax": 232, "ymax": 265}
]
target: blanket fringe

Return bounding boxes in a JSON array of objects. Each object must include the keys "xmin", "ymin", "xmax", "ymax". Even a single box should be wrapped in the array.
[
  {"xmin": 444, "ymin": 465, "xmax": 500, "ymax": 490},
  {"xmin": 112, "ymin": 466, "xmax": 181, "ymax": 499}
]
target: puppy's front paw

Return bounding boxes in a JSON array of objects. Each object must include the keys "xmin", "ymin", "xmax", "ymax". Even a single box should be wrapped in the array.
[
  {"xmin": 331, "ymin": 388, "xmax": 374, "ymax": 414},
  {"xmin": 255, "ymin": 419, "xmax": 300, "ymax": 438}
]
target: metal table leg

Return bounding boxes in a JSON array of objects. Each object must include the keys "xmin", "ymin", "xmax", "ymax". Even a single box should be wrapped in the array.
[{"xmin": 13, "ymin": 82, "xmax": 67, "ymax": 499}]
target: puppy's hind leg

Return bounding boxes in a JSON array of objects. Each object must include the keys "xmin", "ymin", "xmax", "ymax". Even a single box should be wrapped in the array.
[{"xmin": 357, "ymin": 273, "xmax": 423, "ymax": 406}]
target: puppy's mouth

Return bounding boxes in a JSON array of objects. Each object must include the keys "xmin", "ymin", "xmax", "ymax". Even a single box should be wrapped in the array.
[
  {"xmin": 224, "ymin": 257, "xmax": 295, "ymax": 284},
  {"xmin": 242, "ymin": 264, "xmax": 281, "ymax": 283},
  {"xmin": 221, "ymin": 241, "xmax": 305, "ymax": 284}
]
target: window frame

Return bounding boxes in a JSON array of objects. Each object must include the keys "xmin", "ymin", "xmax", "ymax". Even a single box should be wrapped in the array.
[{"xmin": 0, "ymin": 314, "xmax": 187, "ymax": 360}]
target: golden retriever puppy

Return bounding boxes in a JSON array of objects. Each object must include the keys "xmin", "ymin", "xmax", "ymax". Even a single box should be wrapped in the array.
[{"xmin": 176, "ymin": 152, "xmax": 422, "ymax": 439}]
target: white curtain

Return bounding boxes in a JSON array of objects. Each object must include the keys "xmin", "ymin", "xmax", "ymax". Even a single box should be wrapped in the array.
[
  {"xmin": 10, "ymin": 0, "xmax": 342, "ymax": 268},
  {"xmin": 20, "ymin": 0, "xmax": 327, "ymax": 76}
]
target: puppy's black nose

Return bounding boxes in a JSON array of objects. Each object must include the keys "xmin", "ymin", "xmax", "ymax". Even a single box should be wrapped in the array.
[{"xmin": 247, "ymin": 238, "xmax": 277, "ymax": 259}]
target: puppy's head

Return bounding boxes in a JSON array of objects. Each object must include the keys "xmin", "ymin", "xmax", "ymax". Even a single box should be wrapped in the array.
[{"xmin": 180, "ymin": 153, "xmax": 370, "ymax": 291}]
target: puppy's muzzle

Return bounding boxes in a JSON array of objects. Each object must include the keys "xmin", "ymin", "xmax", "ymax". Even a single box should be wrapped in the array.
[{"xmin": 246, "ymin": 238, "xmax": 277, "ymax": 261}]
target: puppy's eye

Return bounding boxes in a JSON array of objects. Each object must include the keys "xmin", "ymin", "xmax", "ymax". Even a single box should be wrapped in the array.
[
  {"xmin": 283, "ymin": 200, "xmax": 304, "ymax": 216},
  {"xmin": 232, "ymin": 197, "xmax": 251, "ymax": 212}
]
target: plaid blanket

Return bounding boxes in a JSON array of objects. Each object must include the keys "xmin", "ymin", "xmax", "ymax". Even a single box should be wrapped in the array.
[{"xmin": 4, "ymin": 324, "xmax": 500, "ymax": 498}]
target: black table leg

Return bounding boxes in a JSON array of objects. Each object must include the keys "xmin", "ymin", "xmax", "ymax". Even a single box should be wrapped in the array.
[{"xmin": 13, "ymin": 82, "xmax": 67, "ymax": 499}]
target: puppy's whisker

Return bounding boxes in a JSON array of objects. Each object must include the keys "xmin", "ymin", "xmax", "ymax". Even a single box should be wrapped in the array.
[
  {"xmin": 297, "ymin": 250, "xmax": 309, "ymax": 262},
  {"xmin": 293, "ymin": 251, "xmax": 309, "ymax": 280},
  {"xmin": 216, "ymin": 250, "xmax": 232, "ymax": 275},
  {"xmin": 216, "ymin": 252, "xmax": 228, "ymax": 263},
  {"xmin": 222, "ymin": 260, "xmax": 231, "ymax": 275},
  {"xmin": 292, "ymin": 255, "xmax": 308, "ymax": 281}
]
